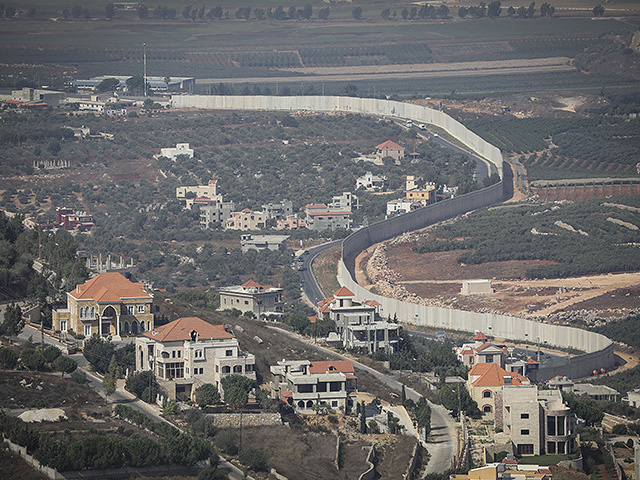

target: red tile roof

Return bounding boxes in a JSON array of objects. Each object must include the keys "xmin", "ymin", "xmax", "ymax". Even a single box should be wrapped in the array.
[
  {"xmin": 473, "ymin": 332, "xmax": 488, "ymax": 341},
  {"xmin": 242, "ymin": 280, "xmax": 262, "ymax": 288},
  {"xmin": 309, "ymin": 360, "xmax": 355, "ymax": 375},
  {"xmin": 334, "ymin": 286, "xmax": 354, "ymax": 297},
  {"xmin": 469, "ymin": 363, "xmax": 528, "ymax": 388},
  {"xmin": 307, "ymin": 210, "xmax": 352, "ymax": 216},
  {"xmin": 70, "ymin": 272, "xmax": 152, "ymax": 303},
  {"xmin": 308, "ymin": 316, "xmax": 317, "ymax": 324},
  {"xmin": 142, "ymin": 316, "xmax": 233, "ymax": 342},
  {"xmin": 319, "ymin": 305, "xmax": 330, "ymax": 313},
  {"xmin": 364, "ymin": 300, "xmax": 381, "ymax": 306},
  {"xmin": 527, "ymin": 357, "xmax": 540, "ymax": 365},
  {"xmin": 376, "ymin": 140, "xmax": 403, "ymax": 150},
  {"xmin": 317, "ymin": 296, "xmax": 334, "ymax": 307}
]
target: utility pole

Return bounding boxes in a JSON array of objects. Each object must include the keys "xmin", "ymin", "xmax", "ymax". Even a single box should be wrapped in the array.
[{"xmin": 143, "ymin": 43, "xmax": 147, "ymax": 97}]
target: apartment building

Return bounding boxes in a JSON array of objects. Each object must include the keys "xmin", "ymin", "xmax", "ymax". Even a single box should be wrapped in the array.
[
  {"xmin": 496, "ymin": 386, "xmax": 577, "ymax": 456},
  {"xmin": 158, "ymin": 143, "xmax": 194, "ymax": 160},
  {"xmin": 135, "ymin": 316, "xmax": 256, "ymax": 401},
  {"xmin": 225, "ymin": 209, "xmax": 268, "ymax": 231},
  {"xmin": 270, "ymin": 359, "xmax": 358, "ymax": 413},
  {"xmin": 467, "ymin": 362, "xmax": 529, "ymax": 416},
  {"xmin": 375, "ymin": 140, "xmax": 405, "ymax": 162},
  {"xmin": 219, "ymin": 280, "xmax": 284, "ymax": 316}
]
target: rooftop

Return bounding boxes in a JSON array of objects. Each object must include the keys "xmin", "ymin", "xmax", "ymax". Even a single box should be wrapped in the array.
[
  {"xmin": 70, "ymin": 272, "xmax": 152, "ymax": 302},
  {"xmin": 143, "ymin": 316, "xmax": 233, "ymax": 342}
]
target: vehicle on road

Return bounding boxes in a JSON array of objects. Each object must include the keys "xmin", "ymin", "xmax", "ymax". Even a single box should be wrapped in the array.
[
  {"xmin": 418, "ymin": 124, "xmax": 426, "ymax": 130},
  {"xmin": 406, "ymin": 120, "xmax": 413, "ymax": 127}
]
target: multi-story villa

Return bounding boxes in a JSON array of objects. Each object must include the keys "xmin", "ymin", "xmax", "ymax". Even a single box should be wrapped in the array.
[
  {"xmin": 52, "ymin": 272, "xmax": 155, "ymax": 338},
  {"xmin": 136, "ymin": 316, "xmax": 256, "ymax": 401}
]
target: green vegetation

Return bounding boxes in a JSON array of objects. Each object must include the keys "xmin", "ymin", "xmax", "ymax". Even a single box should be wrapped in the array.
[
  {"xmin": 125, "ymin": 370, "xmax": 161, "ymax": 403},
  {"xmin": 0, "ymin": 406, "xmax": 211, "ymax": 471},
  {"xmin": 593, "ymin": 314, "xmax": 640, "ymax": 350},
  {"xmin": 195, "ymin": 383, "xmax": 221, "ymax": 408},
  {"xmin": 465, "ymin": 116, "xmax": 640, "ymax": 180},
  {"xmin": 412, "ymin": 198, "xmax": 640, "ymax": 278}
]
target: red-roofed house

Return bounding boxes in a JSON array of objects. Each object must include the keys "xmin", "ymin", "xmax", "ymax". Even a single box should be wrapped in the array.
[
  {"xmin": 467, "ymin": 363, "xmax": 530, "ymax": 416},
  {"xmin": 375, "ymin": 140, "xmax": 405, "ymax": 161},
  {"xmin": 270, "ymin": 359, "xmax": 357, "ymax": 413},
  {"xmin": 136, "ymin": 316, "xmax": 255, "ymax": 401},
  {"xmin": 218, "ymin": 280, "xmax": 284, "ymax": 316},
  {"xmin": 320, "ymin": 287, "xmax": 398, "ymax": 354},
  {"xmin": 52, "ymin": 272, "xmax": 155, "ymax": 338}
]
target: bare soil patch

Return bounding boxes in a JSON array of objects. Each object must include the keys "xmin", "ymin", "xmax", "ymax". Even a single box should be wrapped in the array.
[{"xmin": 374, "ymin": 435, "xmax": 418, "ymax": 480}]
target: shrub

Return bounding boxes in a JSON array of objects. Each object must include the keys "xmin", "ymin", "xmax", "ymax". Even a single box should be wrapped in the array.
[
  {"xmin": 52, "ymin": 355, "xmax": 77, "ymax": 377},
  {"xmin": 163, "ymin": 400, "xmax": 179, "ymax": 416},
  {"xmin": 0, "ymin": 347, "xmax": 18, "ymax": 370},
  {"xmin": 195, "ymin": 383, "xmax": 220, "ymax": 408},
  {"xmin": 214, "ymin": 431, "xmax": 238, "ymax": 455},
  {"xmin": 70, "ymin": 369, "xmax": 87, "ymax": 384},
  {"xmin": 238, "ymin": 447, "xmax": 268, "ymax": 471}
]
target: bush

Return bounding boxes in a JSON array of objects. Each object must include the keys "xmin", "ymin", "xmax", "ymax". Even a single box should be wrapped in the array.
[
  {"xmin": 21, "ymin": 348, "xmax": 45, "ymax": 370},
  {"xmin": 238, "ymin": 447, "xmax": 268, "ymax": 471},
  {"xmin": 41, "ymin": 345, "xmax": 61, "ymax": 363},
  {"xmin": 198, "ymin": 465, "xmax": 230, "ymax": 480},
  {"xmin": 125, "ymin": 370, "xmax": 159, "ymax": 402},
  {"xmin": 195, "ymin": 383, "xmax": 221, "ymax": 408},
  {"xmin": 52, "ymin": 355, "xmax": 77, "ymax": 377},
  {"xmin": 214, "ymin": 431, "xmax": 238, "ymax": 455},
  {"xmin": 163, "ymin": 400, "xmax": 179, "ymax": 416},
  {"xmin": 70, "ymin": 369, "xmax": 87, "ymax": 384},
  {"xmin": 0, "ymin": 347, "xmax": 18, "ymax": 370}
]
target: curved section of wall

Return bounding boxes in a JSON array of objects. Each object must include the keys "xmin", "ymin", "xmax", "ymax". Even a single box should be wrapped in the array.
[
  {"xmin": 171, "ymin": 95, "xmax": 503, "ymax": 176},
  {"xmin": 171, "ymin": 94, "xmax": 613, "ymax": 380}
]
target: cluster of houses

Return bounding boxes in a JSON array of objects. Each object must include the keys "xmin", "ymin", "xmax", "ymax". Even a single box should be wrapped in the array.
[
  {"xmin": 50, "ymin": 273, "xmax": 365, "ymax": 413},
  {"xmin": 40, "ymin": 207, "xmax": 96, "ymax": 234},
  {"xmin": 50, "ymin": 271, "xmax": 632, "ymax": 461},
  {"xmin": 175, "ymin": 178, "xmax": 358, "ymax": 233}
]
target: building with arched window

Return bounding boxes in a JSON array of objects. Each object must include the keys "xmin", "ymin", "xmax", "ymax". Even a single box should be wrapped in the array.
[
  {"xmin": 52, "ymin": 272, "xmax": 155, "ymax": 339},
  {"xmin": 135, "ymin": 316, "xmax": 255, "ymax": 401},
  {"xmin": 467, "ymin": 363, "xmax": 529, "ymax": 418}
]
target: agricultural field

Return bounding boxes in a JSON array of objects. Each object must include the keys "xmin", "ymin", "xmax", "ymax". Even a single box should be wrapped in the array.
[{"xmin": 360, "ymin": 197, "xmax": 640, "ymax": 318}]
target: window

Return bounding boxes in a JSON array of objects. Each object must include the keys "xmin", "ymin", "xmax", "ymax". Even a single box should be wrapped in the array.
[
  {"xmin": 485, "ymin": 355, "xmax": 494, "ymax": 363},
  {"xmin": 60, "ymin": 320, "xmax": 67, "ymax": 331},
  {"xmin": 137, "ymin": 304, "xmax": 145, "ymax": 313},
  {"xmin": 195, "ymin": 350, "xmax": 204, "ymax": 359},
  {"xmin": 226, "ymin": 350, "xmax": 233, "ymax": 357},
  {"xmin": 517, "ymin": 444, "xmax": 534, "ymax": 455},
  {"xmin": 222, "ymin": 366, "xmax": 231, "ymax": 373},
  {"xmin": 244, "ymin": 301, "xmax": 249, "ymax": 305},
  {"xmin": 520, "ymin": 429, "xmax": 529, "ymax": 435},
  {"xmin": 84, "ymin": 324, "xmax": 92, "ymax": 337},
  {"xmin": 329, "ymin": 382, "xmax": 342, "ymax": 392},
  {"xmin": 165, "ymin": 362, "xmax": 184, "ymax": 379},
  {"xmin": 172, "ymin": 351, "xmax": 176, "ymax": 358},
  {"xmin": 547, "ymin": 416, "xmax": 556, "ymax": 436},
  {"xmin": 298, "ymin": 384, "xmax": 313, "ymax": 393},
  {"xmin": 233, "ymin": 365, "xmax": 242, "ymax": 373},
  {"xmin": 483, "ymin": 390, "xmax": 492, "ymax": 398},
  {"xmin": 177, "ymin": 351, "xmax": 181, "ymax": 358},
  {"xmin": 332, "ymin": 401, "xmax": 338, "ymax": 407},
  {"xmin": 483, "ymin": 405, "xmax": 492, "ymax": 413},
  {"xmin": 317, "ymin": 382, "xmax": 327, "ymax": 392},
  {"xmin": 520, "ymin": 413, "xmax": 529, "ymax": 419},
  {"xmin": 547, "ymin": 442, "xmax": 556, "ymax": 454},
  {"xmin": 127, "ymin": 305, "xmax": 134, "ymax": 315}
]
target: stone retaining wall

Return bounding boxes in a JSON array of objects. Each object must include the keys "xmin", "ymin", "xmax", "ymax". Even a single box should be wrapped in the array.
[{"xmin": 209, "ymin": 412, "xmax": 281, "ymax": 428}]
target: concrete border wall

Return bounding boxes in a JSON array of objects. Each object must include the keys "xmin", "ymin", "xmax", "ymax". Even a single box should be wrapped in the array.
[
  {"xmin": 170, "ymin": 94, "xmax": 614, "ymax": 380},
  {"xmin": 171, "ymin": 95, "xmax": 503, "ymax": 175}
]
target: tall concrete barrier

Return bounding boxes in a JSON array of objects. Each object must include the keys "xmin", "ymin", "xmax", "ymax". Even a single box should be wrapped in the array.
[{"xmin": 171, "ymin": 94, "xmax": 614, "ymax": 380}]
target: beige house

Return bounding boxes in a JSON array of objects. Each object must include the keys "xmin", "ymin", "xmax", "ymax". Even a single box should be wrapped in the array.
[
  {"xmin": 495, "ymin": 386, "xmax": 577, "ymax": 456},
  {"xmin": 136, "ymin": 316, "xmax": 256, "ymax": 401},
  {"xmin": 467, "ymin": 362, "xmax": 529, "ymax": 416},
  {"xmin": 225, "ymin": 209, "xmax": 267, "ymax": 231},
  {"xmin": 270, "ymin": 359, "xmax": 358, "ymax": 413},
  {"xmin": 375, "ymin": 140, "xmax": 405, "ymax": 161},
  {"xmin": 52, "ymin": 272, "xmax": 155, "ymax": 339},
  {"xmin": 219, "ymin": 280, "xmax": 284, "ymax": 316},
  {"xmin": 176, "ymin": 180, "xmax": 221, "ymax": 204}
]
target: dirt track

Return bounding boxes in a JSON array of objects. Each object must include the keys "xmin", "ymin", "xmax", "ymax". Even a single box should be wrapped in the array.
[{"xmin": 197, "ymin": 58, "xmax": 575, "ymax": 85}]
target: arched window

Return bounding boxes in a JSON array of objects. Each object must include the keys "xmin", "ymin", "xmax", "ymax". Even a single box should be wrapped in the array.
[
  {"xmin": 124, "ymin": 322, "xmax": 130, "ymax": 333},
  {"xmin": 298, "ymin": 401, "xmax": 305, "ymax": 408},
  {"xmin": 306, "ymin": 400, "xmax": 313, "ymax": 408},
  {"xmin": 483, "ymin": 405, "xmax": 492, "ymax": 413},
  {"xmin": 233, "ymin": 365, "xmax": 242, "ymax": 373},
  {"xmin": 483, "ymin": 390, "xmax": 492, "ymax": 398},
  {"xmin": 222, "ymin": 366, "xmax": 231, "ymax": 373}
]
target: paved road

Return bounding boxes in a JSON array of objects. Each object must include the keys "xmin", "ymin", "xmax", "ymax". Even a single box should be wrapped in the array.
[
  {"xmin": 298, "ymin": 240, "xmax": 342, "ymax": 305},
  {"xmin": 269, "ymin": 326, "xmax": 457, "ymax": 474}
]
